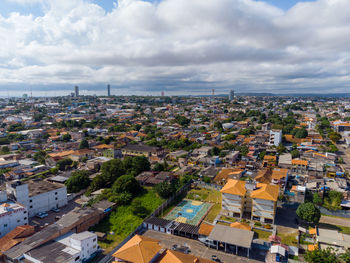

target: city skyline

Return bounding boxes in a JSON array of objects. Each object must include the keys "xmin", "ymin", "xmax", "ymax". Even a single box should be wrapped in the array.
[{"xmin": 1, "ymin": 0, "xmax": 350, "ymax": 96}]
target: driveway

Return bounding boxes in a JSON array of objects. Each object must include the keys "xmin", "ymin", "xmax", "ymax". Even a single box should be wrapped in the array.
[{"xmin": 143, "ymin": 230, "xmax": 265, "ymax": 263}]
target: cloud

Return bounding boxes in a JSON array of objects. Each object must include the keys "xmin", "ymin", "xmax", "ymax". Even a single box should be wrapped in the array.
[{"xmin": 0, "ymin": 0, "xmax": 350, "ymax": 95}]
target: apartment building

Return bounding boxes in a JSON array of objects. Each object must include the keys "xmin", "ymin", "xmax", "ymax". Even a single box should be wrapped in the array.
[
  {"xmin": 269, "ymin": 130, "xmax": 282, "ymax": 147},
  {"xmin": 6, "ymin": 180, "xmax": 67, "ymax": 217},
  {"xmin": 221, "ymin": 179, "xmax": 279, "ymax": 224},
  {"xmin": 0, "ymin": 201, "xmax": 28, "ymax": 238}
]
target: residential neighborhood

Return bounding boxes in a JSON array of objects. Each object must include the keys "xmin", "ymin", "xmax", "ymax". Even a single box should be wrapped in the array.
[{"xmin": 0, "ymin": 94, "xmax": 349, "ymax": 263}]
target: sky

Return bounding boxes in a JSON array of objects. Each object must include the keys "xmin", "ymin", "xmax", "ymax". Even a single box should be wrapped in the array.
[{"xmin": 0, "ymin": 0, "xmax": 350, "ymax": 97}]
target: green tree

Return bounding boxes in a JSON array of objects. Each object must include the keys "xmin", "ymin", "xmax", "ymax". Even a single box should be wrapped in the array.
[
  {"xmin": 33, "ymin": 150, "xmax": 47, "ymax": 164},
  {"xmin": 56, "ymin": 158, "xmax": 73, "ymax": 171},
  {"xmin": 291, "ymin": 149, "xmax": 300, "ymax": 158},
  {"xmin": 277, "ymin": 144, "xmax": 286, "ymax": 154},
  {"xmin": 112, "ymin": 174, "xmax": 141, "ymax": 196},
  {"xmin": 305, "ymin": 247, "xmax": 340, "ymax": 263},
  {"xmin": 79, "ymin": 139, "xmax": 89, "ymax": 149},
  {"xmin": 154, "ymin": 162, "xmax": 165, "ymax": 172},
  {"xmin": 131, "ymin": 199, "xmax": 148, "ymax": 218},
  {"xmin": 101, "ymin": 158, "xmax": 126, "ymax": 184},
  {"xmin": 313, "ymin": 193, "xmax": 323, "ymax": 206},
  {"xmin": 65, "ymin": 170, "xmax": 91, "ymax": 193},
  {"xmin": 296, "ymin": 203, "xmax": 321, "ymax": 225},
  {"xmin": 154, "ymin": 182, "xmax": 175, "ymax": 199},
  {"xmin": 1, "ymin": 146, "xmax": 10, "ymax": 154},
  {"xmin": 62, "ymin": 133, "xmax": 72, "ymax": 142}
]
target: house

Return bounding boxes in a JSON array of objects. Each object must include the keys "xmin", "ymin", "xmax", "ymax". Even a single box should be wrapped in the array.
[
  {"xmin": 221, "ymin": 179, "xmax": 279, "ymax": 223},
  {"xmin": 121, "ymin": 144, "xmax": 164, "ymax": 158},
  {"xmin": 213, "ymin": 168, "xmax": 244, "ymax": 185},
  {"xmin": 278, "ymin": 153, "xmax": 292, "ymax": 169},
  {"xmin": 112, "ymin": 234, "xmax": 215, "ymax": 263},
  {"xmin": 271, "ymin": 168, "xmax": 289, "ymax": 185},
  {"xmin": 0, "ymin": 225, "xmax": 35, "ymax": 253}
]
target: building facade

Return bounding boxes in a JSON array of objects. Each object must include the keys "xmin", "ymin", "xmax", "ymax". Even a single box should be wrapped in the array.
[
  {"xmin": 0, "ymin": 201, "xmax": 28, "ymax": 237},
  {"xmin": 221, "ymin": 179, "xmax": 279, "ymax": 224},
  {"xmin": 6, "ymin": 180, "xmax": 67, "ymax": 217},
  {"xmin": 269, "ymin": 130, "xmax": 282, "ymax": 147}
]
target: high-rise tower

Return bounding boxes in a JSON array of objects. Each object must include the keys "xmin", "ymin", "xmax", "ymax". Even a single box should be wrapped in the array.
[
  {"xmin": 74, "ymin": 86, "xmax": 79, "ymax": 97},
  {"xmin": 107, "ymin": 84, "xmax": 111, "ymax": 97}
]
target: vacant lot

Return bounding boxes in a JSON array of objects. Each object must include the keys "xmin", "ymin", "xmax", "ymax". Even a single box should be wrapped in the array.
[{"xmin": 90, "ymin": 188, "xmax": 163, "ymax": 252}]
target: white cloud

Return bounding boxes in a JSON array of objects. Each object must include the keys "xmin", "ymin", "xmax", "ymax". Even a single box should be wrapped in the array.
[{"xmin": 0, "ymin": 0, "xmax": 350, "ymax": 95}]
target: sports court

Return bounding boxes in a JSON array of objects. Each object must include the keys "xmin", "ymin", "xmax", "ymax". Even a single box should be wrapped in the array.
[{"xmin": 164, "ymin": 199, "xmax": 212, "ymax": 225}]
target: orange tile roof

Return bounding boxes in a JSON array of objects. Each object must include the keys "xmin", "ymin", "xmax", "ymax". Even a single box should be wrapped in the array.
[
  {"xmin": 271, "ymin": 168, "xmax": 288, "ymax": 180},
  {"xmin": 198, "ymin": 223, "xmax": 214, "ymax": 236},
  {"xmin": 93, "ymin": 144, "xmax": 114, "ymax": 149},
  {"xmin": 48, "ymin": 150, "xmax": 75, "ymax": 158},
  {"xmin": 309, "ymin": 228, "xmax": 317, "ymax": 235},
  {"xmin": 112, "ymin": 235, "xmax": 161, "ymax": 263},
  {"xmin": 255, "ymin": 169, "xmax": 272, "ymax": 184},
  {"xmin": 251, "ymin": 183, "xmax": 279, "ymax": 201},
  {"xmin": 214, "ymin": 168, "xmax": 243, "ymax": 183},
  {"xmin": 220, "ymin": 179, "xmax": 246, "ymax": 196},
  {"xmin": 292, "ymin": 159, "xmax": 308, "ymax": 166},
  {"xmin": 158, "ymin": 249, "xmax": 215, "ymax": 263},
  {"xmin": 0, "ymin": 225, "xmax": 35, "ymax": 252},
  {"xmin": 230, "ymin": 222, "xmax": 251, "ymax": 231},
  {"xmin": 308, "ymin": 244, "xmax": 318, "ymax": 251},
  {"xmin": 264, "ymin": 155, "xmax": 276, "ymax": 161}
]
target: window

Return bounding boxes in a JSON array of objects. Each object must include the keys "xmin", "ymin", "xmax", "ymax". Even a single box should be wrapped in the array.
[
  {"xmin": 24, "ymin": 217, "xmax": 27, "ymax": 220},
  {"xmin": 30, "ymin": 206, "xmax": 33, "ymax": 208},
  {"xmin": 17, "ymin": 220, "xmax": 20, "ymax": 223},
  {"xmin": 75, "ymin": 256, "xmax": 80, "ymax": 261},
  {"xmin": 4, "ymin": 224, "xmax": 7, "ymax": 227},
  {"xmin": 29, "ymin": 200, "xmax": 32, "ymax": 203},
  {"xmin": 55, "ymin": 197, "xmax": 58, "ymax": 200},
  {"xmin": 55, "ymin": 192, "xmax": 58, "ymax": 195},
  {"xmin": 24, "ymin": 211, "xmax": 27, "ymax": 214},
  {"xmin": 93, "ymin": 238, "xmax": 96, "ymax": 242}
]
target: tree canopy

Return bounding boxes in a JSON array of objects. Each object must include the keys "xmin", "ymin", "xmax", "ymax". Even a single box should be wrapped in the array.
[{"xmin": 296, "ymin": 202, "xmax": 321, "ymax": 225}]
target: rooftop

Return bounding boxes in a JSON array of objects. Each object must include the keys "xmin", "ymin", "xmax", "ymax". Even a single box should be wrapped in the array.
[
  {"xmin": 208, "ymin": 224, "xmax": 254, "ymax": 248},
  {"xmin": 27, "ymin": 180, "xmax": 65, "ymax": 197}
]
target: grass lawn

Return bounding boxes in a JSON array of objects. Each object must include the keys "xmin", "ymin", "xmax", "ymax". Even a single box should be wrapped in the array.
[
  {"xmin": 186, "ymin": 187, "xmax": 222, "ymax": 223},
  {"xmin": 219, "ymin": 215, "xmax": 236, "ymax": 223},
  {"xmin": 90, "ymin": 188, "xmax": 163, "ymax": 252},
  {"xmin": 318, "ymin": 223, "xmax": 350, "ymax": 235},
  {"xmin": 279, "ymin": 232, "xmax": 298, "ymax": 246},
  {"xmin": 253, "ymin": 229, "xmax": 271, "ymax": 241}
]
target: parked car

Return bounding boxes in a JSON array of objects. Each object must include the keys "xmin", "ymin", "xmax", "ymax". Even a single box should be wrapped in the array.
[
  {"xmin": 51, "ymin": 208, "xmax": 60, "ymax": 213},
  {"xmin": 36, "ymin": 212, "xmax": 48, "ymax": 219},
  {"xmin": 211, "ymin": 255, "xmax": 221, "ymax": 262}
]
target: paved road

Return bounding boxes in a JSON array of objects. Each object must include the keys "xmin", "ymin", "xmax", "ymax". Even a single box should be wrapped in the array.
[
  {"xmin": 320, "ymin": 215, "xmax": 350, "ymax": 227},
  {"xmin": 144, "ymin": 230, "xmax": 265, "ymax": 263}
]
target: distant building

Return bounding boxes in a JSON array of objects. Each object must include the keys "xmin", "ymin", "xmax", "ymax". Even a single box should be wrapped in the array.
[
  {"xmin": 75, "ymin": 85, "xmax": 79, "ymax": 97},
  {"xmin": 269, "ymin": 130, "xmax": 282, "ymax": 147},
  {"xmin": 22, "ymin": 94, "xmax": 28, "ymax": 99},
  {"xmin": 229, "ymin": 89, "xmax": 235, "ymax": 101},
  {"xmin": 107, "ymin": 84, "xmax": 111, "ymax": 97}
]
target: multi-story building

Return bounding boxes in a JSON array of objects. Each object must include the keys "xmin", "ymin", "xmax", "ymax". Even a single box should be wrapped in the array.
[
  {"xmin": 0, "ymin": 200, "xmax": 28, "ymax": 237},
  {"xmin": 6, "ymin": 180, "xmax": 67, "ymax": 217},
  {"xmin": 269, "ymin": 130, "xmax": 282, "ymax": 147},
  {"xmin": 229, "ymin": 89, "xmax": 235, "ymax": 101},
  {"xmin": 221, "ymin": 179, "xmax": 279, "ymax": 224},
  {"xmin": 22, "ymin": 231, "xmax": 99, "ymax": 263}
]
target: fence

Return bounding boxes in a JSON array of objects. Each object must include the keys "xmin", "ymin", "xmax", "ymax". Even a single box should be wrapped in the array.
[
  {"xmin": 98, "ymin": 181, "xmax": 192, "ymax": 263},
  {"xmin": 317, "ymin": 206, "xmax": 350, "ymax": 219},
  {"xmin": 194, "ymin": 180, "xmax": 222, "ymax": 191}
]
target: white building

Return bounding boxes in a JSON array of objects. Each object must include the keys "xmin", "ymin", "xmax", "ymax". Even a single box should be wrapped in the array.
[
  {"xmin": 0, "ymin": 200, "xmax": 28, "ymax": 237},
  {"xmin": 269, "ymin": 130, "xmax": 282, "ymax": 147},
  {"xmin": 23, "ymin": 231, "xmax": 99, "ymax": 263},
  {"xmin": 6, "ymin": 180, "xmax": 67, "ymax": 217}
]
